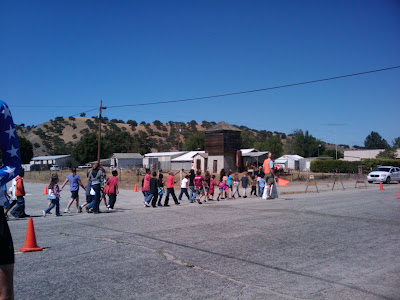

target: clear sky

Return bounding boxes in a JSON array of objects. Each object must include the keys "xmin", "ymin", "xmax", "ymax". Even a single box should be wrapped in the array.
[{"xmin": 2, "ymin": 0, "xmax": 399, "ymax": 147}]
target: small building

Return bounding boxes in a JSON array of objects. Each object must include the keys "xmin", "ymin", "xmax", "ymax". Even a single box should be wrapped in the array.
[
  {"xmin": 144, "ymin": 151, "xmax": 187, "ymax": 170},
  {"xmin": 30, "ymin": 155, "xmax": 79, "ymax": 169},
  {"xmin": 205, "ymin": 121, "xmax": 241, "ymax": 173},
  {"xmin": 343, "ymin": 149, "xmax": 400, "ymax": 161},
  {"xmin": 110, "ymin": 153, "xmax": 143, "ymax": 169},
  {"xmin": 275, "ymin": 155, "xmax": 305, "ymax": 170},
  {"xmin": 192, "ymin": 152, "xmax": 208, "ymax": 172},
  {"xmin": 242, "ymin": 151, "xmax": 269, "ymax": 169},
  {"xmin": 171, "ymin": 151, "xmax": 205, "ymax": 170}
]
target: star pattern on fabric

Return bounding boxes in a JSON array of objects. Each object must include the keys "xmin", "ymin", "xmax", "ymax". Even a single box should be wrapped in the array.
[
  {"xmin": 7, "ymin": 145, "xmax": 18, "ymax": 157},
  {"xmin": 1, "ymin": 104, "xmax": 11, "ymax": 119},
  {"xmin": 5, "ymin": 125, "xmax": 16, "ymax": 139},
  {"xmin": 4, "ymin": 166, "xmax": 15, "ymax": 178}
]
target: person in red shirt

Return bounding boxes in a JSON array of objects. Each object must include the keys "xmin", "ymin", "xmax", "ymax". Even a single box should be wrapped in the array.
[
  {"xmin": 164, "ymin": 171, "xmax": 180, "ymax": 206},
  {"xmin": 142, "ymin": 169, "xmax": 151, "ymax": 207},
  {"xmin": 10, "ymin": 170, "xmax": 29, "ymax": 218},
  {"xmin": 194, "ymin": 170, "xmax": 205, "ymax": 204},
  {"xmin": 106, "ymin": 170, "xmax": 119, "ymax": 210}
]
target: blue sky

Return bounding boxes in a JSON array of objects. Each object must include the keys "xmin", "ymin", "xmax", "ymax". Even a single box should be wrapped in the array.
[{"xmin": 1, "ymin": 0, "xmax": 399, "ymax": 147}]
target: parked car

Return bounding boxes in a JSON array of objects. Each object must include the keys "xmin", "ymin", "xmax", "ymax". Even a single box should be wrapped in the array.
[
  {"xmin": 50, "ymin": 165, "xmax": 60, "ymax": 171},
  {"xmin": 78, "ymin": 163, "xmax": 92, "ymax": 169},
  {"xmin": 367, "ymin": 166, "xmax": 400, "ymax": 184}
]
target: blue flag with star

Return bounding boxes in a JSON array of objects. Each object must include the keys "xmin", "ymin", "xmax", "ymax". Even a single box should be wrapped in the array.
[{"xmin": 0, "ymin": 100, "xmax": 22, "ymax": 186}]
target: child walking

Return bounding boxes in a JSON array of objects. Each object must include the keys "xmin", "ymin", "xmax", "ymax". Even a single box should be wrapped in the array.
[
  {"xmin": 232, "ymin": 174, "xmax": 241, "ymax": 198},
  {"xmin": 43, "ymin": 174, "xmax": 61, "ymax": 217},
  {"xmin": 208, "ymin": 175, "xmax": 217, "ymax": 200},
  {"xmin": 105, "ymin": 170, "xmax": 119, "ymax": 210},
  {"xmin": 178, "ymin": 175, "xmax": 190, "ymax": 202},
  {"xmin": 250, "ymin": 175, "xmax": 257, "ymax": 196}
]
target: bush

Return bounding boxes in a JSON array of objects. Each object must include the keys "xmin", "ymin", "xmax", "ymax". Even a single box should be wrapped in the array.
[{"xmin": 310, "ymin": 159, "xmax": 400, "ymax": 173}]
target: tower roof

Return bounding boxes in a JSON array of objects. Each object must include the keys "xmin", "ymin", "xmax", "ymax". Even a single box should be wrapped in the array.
[{"xmin": 205, "ymin": 121, "xmax": 241, "ymax": 133}]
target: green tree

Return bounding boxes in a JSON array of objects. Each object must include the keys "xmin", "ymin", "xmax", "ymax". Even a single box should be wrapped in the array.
[
  {"xmin": 322, "ymin": 149, "xmax": 343, "ymax": 159},
  {"xmin": 376, "ymin": 147, "xmax": 397, "ymax": 159},
  {"xmin": 183, "ymin": 133, "xmax": 205, "ymax": 151},
  {"xmin": 285, "ymin": 129, "xmax": 323, "ymax": 157},
  {"xmin": 254, "ymin": 136, "xmax": 284, "ymax": 157},
  {"xmin": 393, "ymin": 137, "xmax": 400, "ymax": 148},
  {"xmin": 71, "ymin": 133, "xmax": 111, "ymax": 164},
  {"xmin": 364, "ymin": 131, "xmax": 389, "ymax": 149},
  {"xmin": 17, "ymin": 135, "xmax": 33, "ymax": 164}
]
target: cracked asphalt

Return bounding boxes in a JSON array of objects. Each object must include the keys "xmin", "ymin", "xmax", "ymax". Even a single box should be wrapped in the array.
[{"xmin": 7, "ymin": 182, "xmax": 400, "ymax": 299}]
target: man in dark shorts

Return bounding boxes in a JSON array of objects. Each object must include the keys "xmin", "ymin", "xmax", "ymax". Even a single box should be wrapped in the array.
[{"xmin": 0, "ymin": 100, "xmax": 23, "ymax": 299}]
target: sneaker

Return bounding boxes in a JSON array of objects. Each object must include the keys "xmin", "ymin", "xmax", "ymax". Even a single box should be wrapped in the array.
[
  {"xmin": 157, "ymin": 202, "xmax": 163, "ymax": 207},
  {"xmin": 144, "ymin": 202, "xmax": 150, "ymax": 207},
  {"xmin": 48, "ymin": 211, "xmax": 52, "ymax": 214},
  {"xmin": 198, "ymin": 201, "xmax": 202, "ymax": 204},
  {"xmin": 243, "ymin": 196, "xmax": 247, "ymax": 198},
  {"xmin": 42, "ymin": 210, "xmax": 46, "ymax": 217},
  {"xmin": 107, "ymin": 205, "xmax": 110, "ymax": 208},
  {"xmin": 56, "ymin": 214, "xmax": 62, "ymax": 217},
  {"xmin": 64, "ymin": 209, "xmax": 70, "ymax": 213},
  {"xmin": 164, "ymin": 204, "xmax": 170, "ymax": 207},
  {"xmin": 175, "ymin": 202, "xmax": 180, "ymax": 205},
  {"xmin": 78, "ymin": 206, "xmax": 82, "ymax": 213}
]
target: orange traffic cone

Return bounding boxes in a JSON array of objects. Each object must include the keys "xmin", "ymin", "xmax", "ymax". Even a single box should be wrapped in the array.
[
  {"xmin": 379, "ymin": 182, "xmax": 384, "ymax": 190},
  {"xmin": 396, "ymin": 184, "xmax": 400, "ymax": 199},
  {"xmin": 43, "ymin": 185, "xmax": 48, "ymax": 195},
  {"xmin": 134, "ymin": 184, "xmax": 138, "ymax": 192},
  {"xmin": 19, "ymin": 218, "xmax": 43, "ymax": 252}
]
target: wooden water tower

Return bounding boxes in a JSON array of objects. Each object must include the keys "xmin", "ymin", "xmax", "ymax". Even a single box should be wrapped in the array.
[{"xmin": 205, "ymin": 121, "xmax": 241, "ymax": 173}]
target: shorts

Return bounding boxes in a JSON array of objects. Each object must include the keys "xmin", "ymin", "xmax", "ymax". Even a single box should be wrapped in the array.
[
  {"xmin": 265, "ymin": 173, "xmax": 274, "ymax": 185},
  {"xmin": 71, "ymin": 190, "xmax": 79, "ymax": 199},
  {"xmin": 219, "ymin": 188, "xmax": 224, "ymax": 192},
  {"xmin": 195, "ymin": 187, "xmax": 205, "ymax": 196},
  {"xmin": 205, "ymin": 187, "xmax": 209, "ymax": 193},
  {"xmin": 0, "ymin": 208, "xmax": 14, "ymax": 265}
]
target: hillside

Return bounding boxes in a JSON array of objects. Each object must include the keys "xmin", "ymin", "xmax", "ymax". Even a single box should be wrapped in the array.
[{"xmin": 16, "ymin": 117, "xmax": 288, "ymax": 157}]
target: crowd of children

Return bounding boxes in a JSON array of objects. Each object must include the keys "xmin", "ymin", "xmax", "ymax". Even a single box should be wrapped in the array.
[
  {"xmin": 140, "ymin": 164, "xmax": 276, "ymax": 208},
  {"xmin": 2, "ymin": 159, "xmax": 277, "ymax": 217}
]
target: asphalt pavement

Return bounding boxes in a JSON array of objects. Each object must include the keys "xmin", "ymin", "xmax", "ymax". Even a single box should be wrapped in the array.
[{"xmin": 7, "ymin": 182, "xmax": 400, "ymax": 299}]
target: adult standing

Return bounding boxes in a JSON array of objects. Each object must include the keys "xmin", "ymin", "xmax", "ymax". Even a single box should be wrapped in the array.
[
  {"xmin": 87, "ymin": 163, "xmax": 104, "ymax": 213},
  {"xmin": 0, "ymin": 100, "xmax": 23, "ymax": 300},
  {"xmin": 60, "ymin": 168, "xmax": 86, "ymax": 213},
  {"xmin": 263, "ymin": 152, "xmax": 277, "ymax": 199}
]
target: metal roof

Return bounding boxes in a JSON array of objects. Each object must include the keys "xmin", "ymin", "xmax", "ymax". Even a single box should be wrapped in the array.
[
  {"xmin": 276, "ymin": 155, "xmax": 304, "ymax": 162},
  {"xmin": 144, "ymin": 151, "xmax": 187, "ymax": 157},
  {"xmin": 242, "ymin": 151, "xmax": 269, "ymax": 157},
  {"xmin": 241, "ymin": 148, "xmax": 258, "ymax": 154},
  {"xmin": 112, "ymin": 153, "xmax": 143, "ymax": 159},
  {"xmin": 31, "ymin": 155, "xmax": 71, "ymax": 161},
  {"xmin": 171, "ymin": 151, "xmax": 205, "ymax": 162}
]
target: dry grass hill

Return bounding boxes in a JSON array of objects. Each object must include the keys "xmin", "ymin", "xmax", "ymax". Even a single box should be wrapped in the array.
[{"xmin": 16, "ymin": 117, "xmax": 287, "ymax": 157}]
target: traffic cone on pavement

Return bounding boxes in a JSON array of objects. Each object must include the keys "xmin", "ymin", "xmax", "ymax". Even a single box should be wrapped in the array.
[
  {"xmin": 379, "ymin": 182, "xmax": 384, "ymax": 190},
  {"xmin": 43, "ymin": 185, "xmax": 48, "ymax": 195},
  {"xmin": 396, "ymin": 184, "xmax": 400, "ymax": 199},
  {"xmin": 19, "ymin": 218, "xmax": 43, "ymax": 252},
  {"xmin": 134, "ymin": 184, "xmax": 138, "ymax": 192}
]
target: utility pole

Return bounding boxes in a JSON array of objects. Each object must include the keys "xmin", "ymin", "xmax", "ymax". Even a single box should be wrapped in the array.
[
  {"xmin": 97, "ymin": 100, "xmax": 107, "ymax": 163},
  {"xmin": 321, "ymin": 124, "xmax": 347, "ymax": 160}
]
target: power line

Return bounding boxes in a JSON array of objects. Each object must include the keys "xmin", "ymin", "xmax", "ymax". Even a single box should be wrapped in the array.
[{"xmin": 105, "ymin": 65, "xmax": 400, "ymax": 109}]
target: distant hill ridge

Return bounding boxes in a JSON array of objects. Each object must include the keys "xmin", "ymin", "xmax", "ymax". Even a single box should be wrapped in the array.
[{"xmin": 16, "ymin": 117, "xmax": 289, "ymax": 157}]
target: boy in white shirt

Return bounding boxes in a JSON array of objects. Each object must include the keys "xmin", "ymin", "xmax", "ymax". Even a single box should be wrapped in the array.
[{"xmin": 178, "ymin": 175, "xmax": 190, "ymax": 202}]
